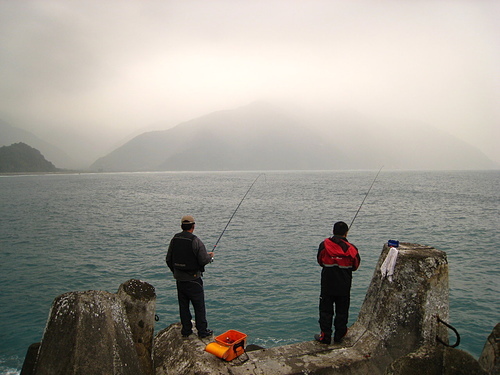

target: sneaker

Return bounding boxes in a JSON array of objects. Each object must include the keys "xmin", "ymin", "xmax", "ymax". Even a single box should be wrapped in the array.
[
  {"xmin": 314, "ymin": 332, "xmax": 331, "ymax": 345},
  {"xmin": 198, "ymin": 329, "xmax": 213, "ymax": 338}
]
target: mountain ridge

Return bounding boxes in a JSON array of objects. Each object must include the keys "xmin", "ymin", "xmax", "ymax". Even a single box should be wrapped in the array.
[
  {"xmin": 90, "ymin": 103, "xmax": 347, "ymax": 171},
  {"xmin": 90, "ymin": 102, "xmax": 498, "ymax": 172}
]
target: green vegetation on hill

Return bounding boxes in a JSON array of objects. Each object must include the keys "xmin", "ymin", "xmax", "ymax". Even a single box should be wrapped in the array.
[{"xmin": 0, "ymin": 142, "xmax": 58, "ymax": 173}]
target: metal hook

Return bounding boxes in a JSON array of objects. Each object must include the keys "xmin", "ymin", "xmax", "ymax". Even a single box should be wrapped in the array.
[{"xmin": 436, "ymin": 316, "xmax": 460, "ymax": 348}]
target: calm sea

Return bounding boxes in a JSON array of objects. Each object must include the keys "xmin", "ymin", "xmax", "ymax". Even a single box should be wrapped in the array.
[{"xmin": 0, "ymin": 170, "xmax": 498, "ymax": 374}]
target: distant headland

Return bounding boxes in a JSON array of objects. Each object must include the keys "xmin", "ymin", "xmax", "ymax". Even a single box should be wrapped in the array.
[{"xmin": 0, "ymin": 142, "xmax": 59, "ymax": 173}]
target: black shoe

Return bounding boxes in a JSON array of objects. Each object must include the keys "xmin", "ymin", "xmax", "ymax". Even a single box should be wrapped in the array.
[
  {"xmin": 198, "ymin": 329, "xmax": 213, "ymax": 338},
  {"xmin": 334, "ymin": 328, "xmax": 348, "ymax": 343},
  {"xmin": 182, "ymin": 331, "xmax": 192, "ymax": 338},
  {"xmin": 314, "ymin": 332, "xmax": 331, "ymax": 345}
]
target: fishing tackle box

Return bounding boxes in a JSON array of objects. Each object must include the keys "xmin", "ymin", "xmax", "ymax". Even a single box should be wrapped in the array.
[{"xmin": 205, "ymin": 329, "xmax": 247, "ymax": 361}]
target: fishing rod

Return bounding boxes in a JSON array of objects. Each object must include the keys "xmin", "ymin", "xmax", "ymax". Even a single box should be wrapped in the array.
[
  {"xmin": 211, "ymin": 173, "xmax": 264, "ymax": 252},
  {"xmin": 349, "ymin": 166, "xmax": 383, "ymax": 229}
]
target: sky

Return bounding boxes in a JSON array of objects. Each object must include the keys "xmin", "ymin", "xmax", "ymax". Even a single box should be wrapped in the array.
[{"xmin": 0, "ymin": 0, "xmax": 499, "ymax": 166}]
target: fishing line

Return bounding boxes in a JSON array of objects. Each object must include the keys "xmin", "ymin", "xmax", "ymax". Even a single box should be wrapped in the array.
[
  {"xmin": 349, "ymin": 166, "xmax": 383, "ymax": 229},
  {"xmin": 211, "ymin": 173, "xmax": 264, "ymax": 252}
]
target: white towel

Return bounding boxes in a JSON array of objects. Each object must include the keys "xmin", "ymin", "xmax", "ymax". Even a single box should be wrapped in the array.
[{"xmin": 380, "ymin": 247, "xmax": 399, "ymax": 282}]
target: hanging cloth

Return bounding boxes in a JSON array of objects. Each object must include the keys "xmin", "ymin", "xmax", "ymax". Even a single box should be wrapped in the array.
[{"xmin": 380, "ymin": 246, "xmax": 399, "ymax": 282}]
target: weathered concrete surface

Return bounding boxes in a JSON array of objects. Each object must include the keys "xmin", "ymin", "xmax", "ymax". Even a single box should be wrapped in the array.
[
  {"xmin": 117, "ymin": 279, "xmax": 157, "ymax": 375},
  {"xmin": 33, "ymin": 290, "xmax": 142, "ymax": 375},
  {"xmin": 20, "ymin": 342, "xmax": 40, "ymax": 375},
  {"xmin": 26, "ymin": 279, "xmax": 157, "ymax": 375},
  {"xmin": 385, "ymin": 344, "xmax": 488, "ymax": 375},
  {"xmin": 154, "ymin": 323, "xmax": 232, "ymax": 375},
  {"xmin": 479, "ymin": 323, "xmax": 500, "ymax": 374},
  {"xmin": 153, "ymin": 243, "xmax": 451, "ymax": 374},
  {"xmin": 154, "ymin": 322, "xmax": 386, "ymax": 375},
  {"xmin": 357, "ymin": 243, "xmax": 450, "ymax": 360}
]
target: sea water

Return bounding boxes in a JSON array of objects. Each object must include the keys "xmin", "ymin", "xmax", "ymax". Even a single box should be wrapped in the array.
[{"xmin": 0, "ymin": 170, "xmax": 498, "ymax": 374}]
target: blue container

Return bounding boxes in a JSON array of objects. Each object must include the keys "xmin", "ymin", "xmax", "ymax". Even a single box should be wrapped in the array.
[{"xmin": 388, "ymin": 240, "xmax": 399, "ymax": 248}]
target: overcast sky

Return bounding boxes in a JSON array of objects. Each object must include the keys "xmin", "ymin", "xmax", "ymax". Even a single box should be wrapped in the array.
[{"xmin": 0, "ymin": 0, "xmax": 499, "ymax": 165}]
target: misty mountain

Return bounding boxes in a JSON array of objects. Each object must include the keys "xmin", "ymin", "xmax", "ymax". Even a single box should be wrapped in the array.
[
  {"xmin": 90, "ymin": 102, "xmax": 349, "ymax": 172},
  {"xmin": 0, "ymin": 142, "xmax": 58, "ymax": 173},
  {"xmin": 309, "ymin": 111, "xmax": 499, "ymax": 170},
  {"xmin": 90, "ymin": 102, "xmax": 498, "ymax": 172},
  {"xmin": 0, "ymin": 119, "xmax": 76, "ymax": 169}
]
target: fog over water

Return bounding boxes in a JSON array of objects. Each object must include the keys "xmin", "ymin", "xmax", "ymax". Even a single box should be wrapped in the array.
[{"xmin": 0, "ymin": 1, "xmax": 498, "ymax": 168}]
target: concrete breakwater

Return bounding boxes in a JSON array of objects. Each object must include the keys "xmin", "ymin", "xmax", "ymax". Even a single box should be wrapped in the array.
[{"xmin": 21, "ymin": 243, "xmax": 498, "ymax": 374}]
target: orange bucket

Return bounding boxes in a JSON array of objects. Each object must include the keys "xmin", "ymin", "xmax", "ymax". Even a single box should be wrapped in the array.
[{"xmin": 205, "ymin": 330, "xmax": 247, "ymax": 361}]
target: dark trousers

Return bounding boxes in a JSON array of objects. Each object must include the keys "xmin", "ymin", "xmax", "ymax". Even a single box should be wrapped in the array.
[
  {"xmin": 176, "ymin": 278, "xmax": 208, "ymax": 336},
  {"xmin": 318, "ymin": 294, "xmax": 350, "ymax": 341}
]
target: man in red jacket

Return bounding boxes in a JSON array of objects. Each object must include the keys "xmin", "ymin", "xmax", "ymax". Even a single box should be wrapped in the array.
[{"xmin": 315, "ymin": 221, "xmax": 361, "ymax": 344}]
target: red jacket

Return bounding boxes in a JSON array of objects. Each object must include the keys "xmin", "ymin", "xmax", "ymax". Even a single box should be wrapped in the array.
[{"xmin": 317, "ymin": 236, "xmax": 360, "ymax": 271}]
